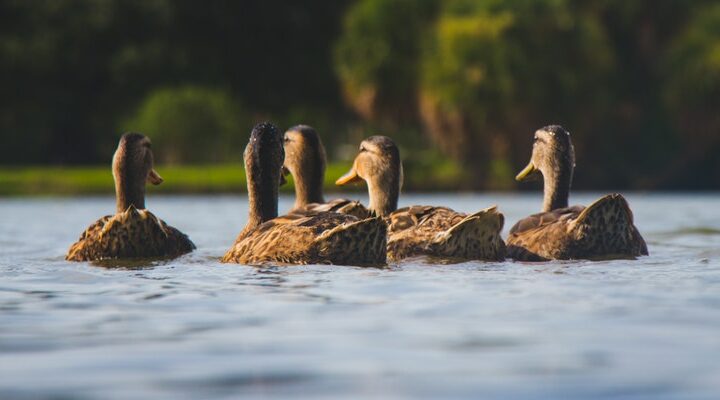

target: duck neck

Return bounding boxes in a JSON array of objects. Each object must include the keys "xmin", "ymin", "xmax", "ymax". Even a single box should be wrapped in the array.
[
  {"xmin": 246, "ymin": 167, "xmax": 279, "ymax": 232},
  {"xmin": 541, "ymin": 167, "xmax": 572, "ymax": 212},
  {"xmin": 113, "ymin": 163, "xmax": 146, "ymax": 214},
  {"xmin": 368, "ymin": 179, "xmax": 399, "ymax": 217},
  {"xmin": 293, "ymin": 166, "xmax": 325, "ymax": 209}
]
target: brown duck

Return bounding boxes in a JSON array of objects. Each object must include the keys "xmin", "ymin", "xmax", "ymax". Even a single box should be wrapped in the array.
[
  {"xmin": 507, "ymin": 125, "xmax": 648, "ymax": 261},
  {"xmin": 221, "ymin": 123, "xmax": 386, "ymax": 266},
  {"xmin": 281, "ymin": 125, "xmax": 369, "ymax": 218},
  {"xmin": 66, "ymin": 133, "xmax": 195, "ymax": 261},
  {"xmin": 336, "ymin": 136, "xmax": 506, "ymax": 262}
]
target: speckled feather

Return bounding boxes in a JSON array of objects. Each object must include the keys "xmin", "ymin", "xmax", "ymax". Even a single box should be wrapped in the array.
[
  {"xmin": 221, "ymin": 212, "xmax": 387, "ymax": 266},
  {"xmin": 507, "ymin": 194, "xmax": 648, "ymax": 261},
  {"xmin": 66, "ymin": 206, "xmax": 195, "ymax": 261},
  {"xmin": 385, "ymin": 205, "xmax": 506, "ymax": 261},
  {"xmin": 292, "ymin": 198, "xmax": 371, "ymax": 220}
]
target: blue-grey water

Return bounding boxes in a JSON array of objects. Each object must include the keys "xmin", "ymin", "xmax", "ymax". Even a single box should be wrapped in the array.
[{"xmin": 1, "ymin": 193, "xmax": 719, "ymax": 399}]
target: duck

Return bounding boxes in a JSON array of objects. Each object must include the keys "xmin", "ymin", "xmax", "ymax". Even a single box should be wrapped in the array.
[
  {"xmin": 221, "ymin": 122, "xmax": 387, "ymax": 266},
  {"xmin": 335, "ymin": 135, "xmax": 506, "ymax": 262},
  {"xmin": 507, "ymin": 125, "xmax": 648, "ymax": 261},
  {"xmin": 66, "ymin": 133, "xmax": 195, "ymax": 261},
  {"xmin": 281, "ymin": 125, "xmax": 369, "ymax": 218}
]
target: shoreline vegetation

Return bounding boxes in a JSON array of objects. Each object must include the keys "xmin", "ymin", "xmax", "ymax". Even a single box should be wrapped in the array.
[
  {"xmin": 0, "ymin": 163, "xmax": 469, "ymax": 196},
  {"xmin": 3, "ymin": 2, "xmax": 720, "ymax": 190},
  {"xmin": 4, "ymin": 164, "xmax": 718, "ymax": 196}
]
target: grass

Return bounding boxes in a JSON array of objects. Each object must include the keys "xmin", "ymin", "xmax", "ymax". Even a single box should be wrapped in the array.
[
  {"xmin": 0, "ymin": 163, "xmax": 362, "ymax": 195},
  {"xmin": 0, "ymin": 165, "xmax": 238, "ymax": 195},
  {"xmin": 0, "ymin": 160, "xmax": 468, "ymax": 196}
]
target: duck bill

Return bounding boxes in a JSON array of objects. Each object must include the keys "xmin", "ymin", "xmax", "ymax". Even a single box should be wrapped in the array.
[
  {"xmin": 280, "ymin": 166, "xmax": 289, "ymax": 186},
  {"xmin": 335, "ymin": 167, "xmax": 362, "ymax": 186},
  {"xmin": 515, "ymin": 162, "xmax": 537, "ymax": 182},
  {"xmin": 148, "ymin": 169, "xmax": 164, "ymax": 185}
]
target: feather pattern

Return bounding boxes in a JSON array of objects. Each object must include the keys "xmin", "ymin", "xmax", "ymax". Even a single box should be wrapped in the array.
[
  {"xmin": 222, "ymin": 212, "xmax": 386, "ymax": 265},
  {"xmin": 66, "ymin": 206, "xmax": 195, "ymax": 261},
  {"xmin": 292, "ymin": 198, "xmax": 371, "ymax": 219},
  {"xmin": 386, "ymin": 205, "xmax": 506, "ymax": 261},
  {"xmin": 508, "ymin": 194, "xmax": 648, "ymax": 261}
]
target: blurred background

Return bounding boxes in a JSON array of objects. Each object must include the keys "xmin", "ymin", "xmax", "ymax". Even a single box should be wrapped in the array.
[{"xmin": 1, "ymin": 0, "xmax": 719, "ymax": 194}]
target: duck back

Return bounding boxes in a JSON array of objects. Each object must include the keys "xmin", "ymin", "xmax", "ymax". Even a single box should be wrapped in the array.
[
  {"xmin": 508, "ymin": 194, "xmax": 647, "ymax": 261},
  {"xmin": 66, "ymin": 206, "xmax": 195, "ymax": 261},
  {"xmin": 222, "ymin": 212, "xmax": 386, "ymax": 266}
]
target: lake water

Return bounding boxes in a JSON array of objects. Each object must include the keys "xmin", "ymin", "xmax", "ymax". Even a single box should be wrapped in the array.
[{"xmin": 1, "ymin": 193, "xmax": 719, "ymax": 399}]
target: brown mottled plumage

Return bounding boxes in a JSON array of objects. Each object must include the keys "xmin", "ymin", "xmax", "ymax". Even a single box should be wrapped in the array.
[
  {"xmin": 67, "ymin": 206, "xmax": 195, "ymax": 261},
  {"xmin": 281, "ymin": 125, "xmax": 371, "ymax": 219},
  {"xmin": 386, "ymin": 205, "xmax": 506, "ymax": 261},
  {"xmin": 221, "ymin": 123, "xmax": 386, "ymax": 266},
  {"xmin": 507, "ymin": 125, "xmax": 648, "ymax": 261},
  {"xmin": 290, "ymin": 198, "xmax": 371, "ymax": 220},
  {"xmin": 336, "ymin": 135, "xmax": 506, "ymax": 262},
  {"xmin": 66, "ymin": 133, "xmax": 194, "ymax": 261}
]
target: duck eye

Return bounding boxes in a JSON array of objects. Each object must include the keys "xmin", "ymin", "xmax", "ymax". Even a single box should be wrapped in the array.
[
  {"xmin": 359, "ymin": 146, "xmax": 366, "ymax": 153},
  {"xmin": 283, "ymin": 136, "xmax": 290, "ymax": 143}
]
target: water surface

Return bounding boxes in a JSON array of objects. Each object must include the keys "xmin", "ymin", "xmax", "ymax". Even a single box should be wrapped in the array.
[{"xmin": 1, "ymin": 193, "xmax": 719, "ymax": 399}]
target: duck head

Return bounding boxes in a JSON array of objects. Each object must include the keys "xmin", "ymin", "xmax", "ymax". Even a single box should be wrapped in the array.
[
  {"xmin": 336, "ymin": 135, "xmax": 403, "ymax": 217},
  {"xmin": 112, "ymin": 132, "xmax": 163, "ymax": 213},
  {"xmin": 516, "ymin": 125, "xmax": 575, "ymax": 212},
  {"xmin": 282, "ymin": 125, "xmax": 327, "ymax": 209}
]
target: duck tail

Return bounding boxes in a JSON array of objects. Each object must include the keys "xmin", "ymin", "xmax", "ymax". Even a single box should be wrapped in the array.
[
  {"xmin": 315, "ymin": 216, "xmax": 387, "ymax": 266},
  {"xmin": 430, "ymin": 206, "xmax": 506, "ymax": 261},
  {"xmin": 571, "ymin": 193, "xmax": 648, "ymax": 256}
]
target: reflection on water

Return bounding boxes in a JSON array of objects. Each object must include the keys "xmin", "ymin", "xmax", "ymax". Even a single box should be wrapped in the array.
[{"xmin": 1, "ymin": 193, "xmax": 719, "ymax": 399}]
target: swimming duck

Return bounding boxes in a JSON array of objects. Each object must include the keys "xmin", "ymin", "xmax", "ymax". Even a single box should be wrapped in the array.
[
  {"xmin": 336, "ymin": 136, "xmax": 506, "ymax": 261},
  {"xmin": 281, "ymin": 125, "xmax": 369, "ymax": 218},
  {"xmin": 507, "ymin": 125, "xmax": 648, "ymax": 261},
  {"xmin": 221, "ymin": 123, "xmax": 386, "ymax": 266},
  {"xmin": 66, "ymin": 133, "xmax": 195, "ymax": 261}
]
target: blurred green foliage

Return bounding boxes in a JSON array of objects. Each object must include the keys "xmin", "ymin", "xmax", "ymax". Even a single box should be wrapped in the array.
[
  {"xmin": 658, "ymin": 4, "xmax": 720, "ymax": 186},
  {"xmin": 0, "ymin": 165, "xmax": 245, "ymax": 195},
  {"xmin": 416, "ymin": 0, "xmax": 615, "ymax": 187},
  {"xmin": 0, "ymin": 0, "xmax": 352, "ymax": 164},
  {"xmin": 336, "ymin": 0, "xmax": 720, "ymax": 189},
  {"xmin": 334, "ymin": 0, "xmax": 437, "ymax": 124},
  {"xmin": 1, "ymin": 0, "xmax": 720, "ymax": 191},
  {"xmin": 0, "ymin": 162, "xmax": 467, "ymax": 195},
  {"xmin": 124, "ymin": 86, "xmax": 248, "ymax": 164}
]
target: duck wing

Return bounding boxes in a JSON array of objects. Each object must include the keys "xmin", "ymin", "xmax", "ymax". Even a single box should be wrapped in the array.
[
  {"xmin": 570, "ymin": 193, "xmax": 648, "ymax": 257},
  {"xmin": 387, "ymin": 206, "xmax": 462, "ymax": 234},
  {"xmin": 509, "ymin": 205, "xmax": 585, "ymax": 235},
  {"xmin": 427, "ymin": 206, "xmax": 506, "ymax": 261},
  {"xmin": 387, "ymin": 205, "xmax": 505, "ymax": 261}
]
